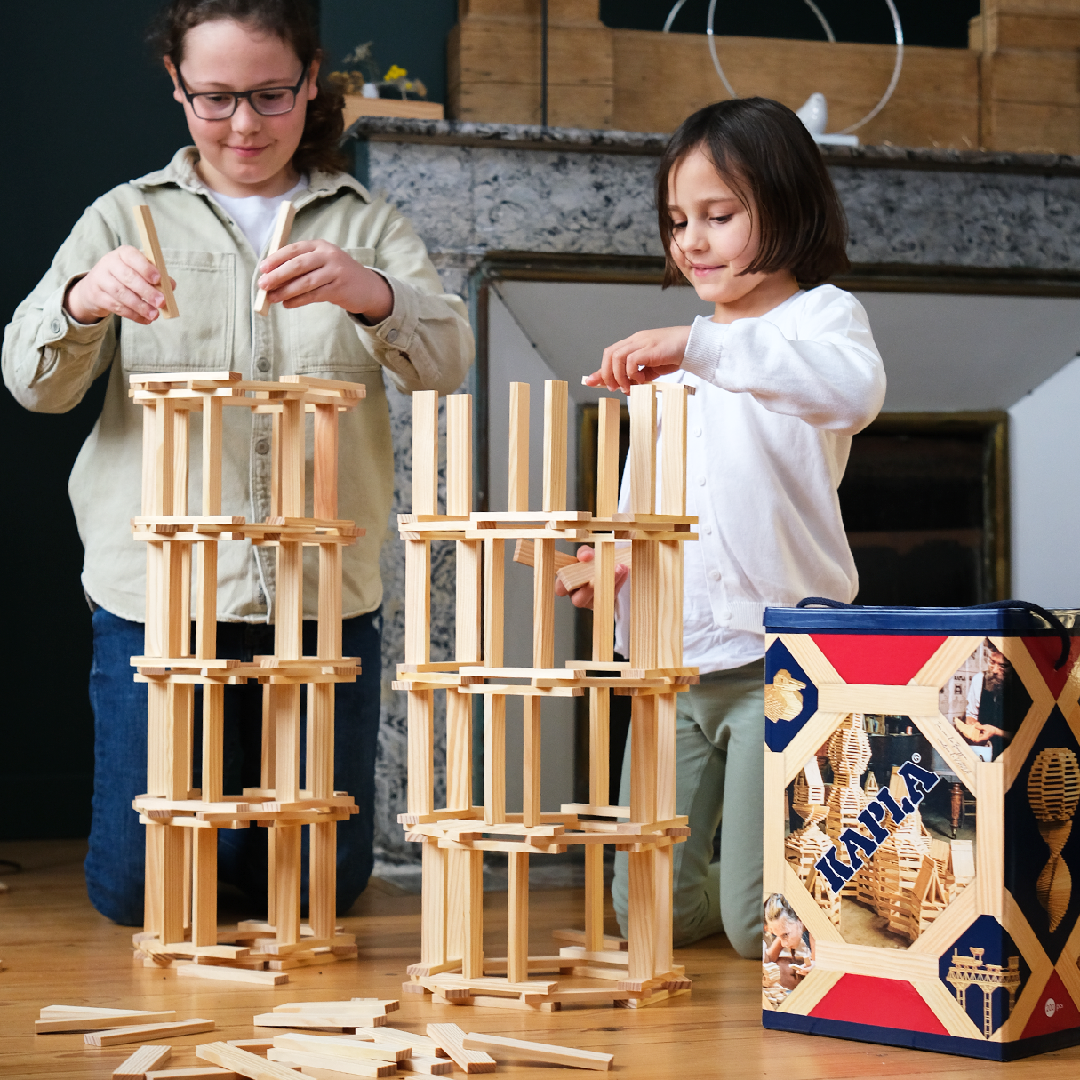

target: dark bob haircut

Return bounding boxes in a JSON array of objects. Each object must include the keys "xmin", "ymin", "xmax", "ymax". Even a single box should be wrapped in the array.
[
  {"xmin": 149, "ymin": 0, "xmax": 349, "ymax": 176},
  {"xmin": 656, "ymin": 97, "xmax": 850, "ymax": 288}
]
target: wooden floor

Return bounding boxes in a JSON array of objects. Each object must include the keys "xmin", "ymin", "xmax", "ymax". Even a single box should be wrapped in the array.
[{"xmin": 2, "ymin": 840, "xmax": 1079, "ymax": 1079}]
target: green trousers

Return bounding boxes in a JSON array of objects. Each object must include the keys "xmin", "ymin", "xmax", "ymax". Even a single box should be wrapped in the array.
[{"xmin": 611, "ymin": 659, "xmax": 765, "ymax": 959}]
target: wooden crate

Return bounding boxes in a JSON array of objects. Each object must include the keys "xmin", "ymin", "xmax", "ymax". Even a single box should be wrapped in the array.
[{"xmin": 761, "ymin": 604, "xmax": 1080, "ymax": 1059}]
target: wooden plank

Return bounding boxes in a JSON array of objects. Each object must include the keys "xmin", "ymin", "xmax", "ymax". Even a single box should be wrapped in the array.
[
  {"xmin": 253, "ymin": 1013, "xmax": 389, "ymax": 1030},
  {"xmin": 309, "ymin": 818, "xmax": 337, "ymax": 942},
  {"xmin": 421, "ymin": 839, "xmax": 448, "ymax": 968},
  {"xmin": 404, "ymin": 540, "xmax": 431, "ymax": 666},
  {"xmin": 272, "ymin": 1001, "xmax": 397, "ymax": 1015},
  {"xmin": 37, "ymin": 1010, "xmax": 176, "ymax": 1034},
  {"xmin": 407, "ymin": 690, "xmax": 435, "ymax": 817},
  {"xmin": 507, "ymin": 850, "xmax": 530, "ymax": 983},
  {"xmin": 483, "ymin": 538, "xmax": 505, "ymax": 667},
  {"xmin": 507, "ymin": 382, "xmax": 530, "ymax": 512},
  {"xmin": 626, "ymin": 849, "xmax": 655, "ymax": 982},
  {"xmin": 253, "ymin": 200, "xmax": 296, "ymax": 316},
  {"xmin": 274, "ymin": 824, "xmax": 302, "ymax": 947},
  {"xmin": 84, "ymin": 1019, "xmax": 214, "ymax": 1047},
  {"xmin": 132, "ymin": 204, "xmax": 179, "ymax": 319},
  {"xmin": 813, "ymin": 940, "xmax": 941, "ymax": 982},
  {"xmin": 523, "ymin": 695, "xmax": 542, "ymax": 828},
  {"xmin": 190, "ymin": 824, "xmax": 217, "ymax": 948},
  {"xmin": 412, "ymin": 390, "xmax": 439, "ymax": 516},
  {"xmin": 762, "ymin": 751, "xmax": 787, "ymax": 895},
  {"xmin": 175, "ymin": 962, "xmax": 287, "ymax": 987},
  {"xmin": 461, "ymin": 1033, "xmax": 612, "ymax": 1071},
  {"xmin": 542, "ymin": 380, "xmax": 568, "ymax": 512},
  {"xmin": 456, "ymin": 541, "xmax": 483, "ymax": 664},
  {"xmin": 584, "ymin": 842, "xmax": 606, "ymax": 953},
  {"xmin": 627, "ymin": 385, "xmax": 656, "ymax": 516},
  {"xmin": 461, "ymin": 851, "xmax": 485, "ymax": 980},
  {"xmin": 817, "ymin": 684, "xmax": 941, "ymax": 715},
  {"xmin": 267, "ymin": 1050, "xmax": 395, "ymax": 1079},
  {"xmin": 146, "ymin": 1069, "xmax": 237, "ymax": 1080},
  {"xmin": 628, "ymin": 540, "xmax": 659, "ymax": 670},
  {"xmin": 196, "ymin": 1042, "xmax": 305, "ymax": 1080},
  {"xmin": 273, "ymin": 1034, "xmax": 403, "ymax": 1064},
  {"xmin": 113, "ymin": 1046, "xmax": 174, "ymax": 1080},
  {"xmin": 658, "ymin": 384, "xmax": 687, "ymax": 517},
  {"xmin": 446, "ymin": 393, "xmax": 472, "ymax": 516},
  {"xmin": 652, "ymin": 843, "xmax": 674, "ymax": 978},
  {"xmin": 595, "ymin": 396, "xmax": 621, "ymax": 520},
  {"xmin": 314, "ymin": 402, "xmax": 340, "ymax": 521},
  {"xmin": 200, "ymin": 394, "xmax": 223, "ymax": 518},
  {"xmin": 195, "ymin": 541, "xmax": 218, "ymax": 660},
  {"xmin": 426, "ymin": 1024, "xmax": 497, "ymax": 1074},
  {"xmin": 532, "ymin": 538, "xmax": 556, "ymax": 669},
  {"xmin": 483, "ymin": 694, "xmax": 506, "ymax": 825},
  {"xmin": 629, "ymin": 695, "xmax": 657, "ymax": 824}
]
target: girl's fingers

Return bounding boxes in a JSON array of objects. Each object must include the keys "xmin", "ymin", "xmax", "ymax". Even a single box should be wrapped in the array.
[
  {"xmin": 570, "ymin": 583, "xmax": 595, "ymax": 610},
  {"xmin": 576, "ymin": 545, "xmax": 595, "ymax": 562},
  {"xmin": 260, "ymin": 240, "xmax": 317, "ymax": 273}
]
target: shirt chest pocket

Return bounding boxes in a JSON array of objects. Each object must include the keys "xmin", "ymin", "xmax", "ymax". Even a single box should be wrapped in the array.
[
  {"xmin": 120, "ymin": 251, "xmax": 237, "ymax": 373},
  {"xmin": 287, "ymin": 247, "xmax": 380, "ymax": 376}
]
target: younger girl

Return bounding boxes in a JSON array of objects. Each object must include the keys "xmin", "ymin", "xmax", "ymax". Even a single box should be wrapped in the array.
[
  {"xmin": 3, "ymin": 0, "xmax": 472, "ymax": 924},
  {"xmin": 580, "ymin": 97, "xmax": 885, "ymax": 958}
]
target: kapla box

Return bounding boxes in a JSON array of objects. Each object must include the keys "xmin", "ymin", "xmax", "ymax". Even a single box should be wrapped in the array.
[{"xmin": 761, "ymin": 604, "xmax": 1080, "ymax": 1060}]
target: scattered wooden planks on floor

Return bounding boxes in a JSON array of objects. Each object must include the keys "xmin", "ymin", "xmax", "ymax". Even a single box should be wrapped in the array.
[
  {"xmin": 462, "ymin": 1032, "xmax": 613, "ymax": 1070},
  {"xmin": 196, "ymin": 1042, "xmax": 302, "ymax": 1080},
  {"xmin": 37, "ymin": 1005, "xmax": 176, "ymax": 1034},
  {"xmin": 174, "ymin": 962, "xmax": 287, "ymax": 987},
  {"xmin": 427, "ymin": 1023, "xmax": 497, "ymax": 1074},
  {"xmin": 85, "ymin": 1018, "xmax": 214, "ymax": 1047},
  {"xmin": 113, "ymin": 1043, "xmax": 172, "ymax": 1079}
]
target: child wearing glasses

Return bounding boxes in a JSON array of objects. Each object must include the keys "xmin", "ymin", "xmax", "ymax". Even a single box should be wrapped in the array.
[{"xmin": 2, "ymin": 0, "xmax": 473, "ymax": 926}]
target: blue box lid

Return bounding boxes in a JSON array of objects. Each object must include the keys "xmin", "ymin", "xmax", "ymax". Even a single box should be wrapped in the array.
[{"xmin": 764, "ymin": 604, "xmax": 1080, "ymax": 635}]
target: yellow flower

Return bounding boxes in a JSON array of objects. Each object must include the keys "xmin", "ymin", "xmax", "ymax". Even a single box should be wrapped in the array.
[{"xmin": 384, "ymin": 64, "xmax": 408, "ymax": 81}]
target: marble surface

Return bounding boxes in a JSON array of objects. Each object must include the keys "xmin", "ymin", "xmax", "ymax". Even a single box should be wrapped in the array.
[{"xmin": 359, "ymin": 120, "xmax": 1080, "ymax": 867}]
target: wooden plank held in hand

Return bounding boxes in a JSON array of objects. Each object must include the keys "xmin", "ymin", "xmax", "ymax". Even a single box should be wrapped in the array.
[
  {"xmin": 426, "ymin": 1023, "xmax": 496, "ymax": 1073},
  {"xmin": 85, "ymin": 1018, "xmax": 214, "ymax": 1047},
  {"xmin": 513, "ymin": 537, "xmax": 632, "ymax": 592},
  {"xmin": 461, "ymin": 1032, "xmax": 613, "ymax": 1070},
  {"xmin": 113, "ymin": 1044, "xmax": 172, "ymax": 1080},
  {"xmin": 133, "ymin": 204, "xmax": 179, "ymax": 319},
  {"xmin": 253, "ymin": 201, "xmax": 296, "ymax": 316}
]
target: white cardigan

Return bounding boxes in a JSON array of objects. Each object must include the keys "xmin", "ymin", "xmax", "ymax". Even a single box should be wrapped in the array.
[{"xmin": 614, "ymin": 285, "xmax": 886, "ymax": 673}]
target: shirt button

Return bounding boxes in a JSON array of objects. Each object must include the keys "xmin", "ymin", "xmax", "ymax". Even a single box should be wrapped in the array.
[
  {"xmin": 255, "ymin": 439, "xmax": 270, "ymax": 455},
  {"xmin": 50, "ymin": 318, "xmax": 63, "ymax": 335},
  {"xmin": 720, "ymin": 610, "xmax": 732, "ymax": 623},
  {"xmin": 386, "ymin": 328, "xmax": 398, "ymax": 343},
  {"xmin": 693, "ymin": 427, "xmax": 702, "ymax": 437},
  {"xmin": 704, "ymin": 526, "xmax": 713, "ymax": 535},
  {"xmin": 256, "ymin": 358, "xmax": 270, "ymax": 372},
  {"xmin": 710, "ymin": 569, "xmax": 721, "ymax": 581},
  {"xmin": 697, "ymin": 476, "xmax": 707, "ymax": 486}
]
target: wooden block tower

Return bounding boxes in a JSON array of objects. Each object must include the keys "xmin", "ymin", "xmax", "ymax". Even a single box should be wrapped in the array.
[
  {"xmin": 128, "ymin": 371, "xmax": 364, "ymax": 983},
  {"xmin": 396, "ymin": 380, "xmax": 698, "ymax": 1010}
]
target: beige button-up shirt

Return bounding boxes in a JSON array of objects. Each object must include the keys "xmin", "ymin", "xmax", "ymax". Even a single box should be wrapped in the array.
[{"xmin": 3, "ymin": 148, "xmax": 473, "ymax": 623}]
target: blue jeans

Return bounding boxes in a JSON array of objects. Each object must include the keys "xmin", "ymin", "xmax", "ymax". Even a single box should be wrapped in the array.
[{"xmin": 84, "ymin": 607, "xmax": 381, "ymax": 926}]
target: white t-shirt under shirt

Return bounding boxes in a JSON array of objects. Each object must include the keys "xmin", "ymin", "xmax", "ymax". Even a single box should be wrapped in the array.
[
  {"xmin": 205, "ymin": 176, "xmax": 307, "ymax": 255},
  {"xmin": 613, "ymin": 285, "xmax": 886, "ymax": 674}
]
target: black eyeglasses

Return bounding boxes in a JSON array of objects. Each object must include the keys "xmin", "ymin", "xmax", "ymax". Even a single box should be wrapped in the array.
[{"xmin": 177, "ymin": 63, "xmax": 310, "ymax": 120}]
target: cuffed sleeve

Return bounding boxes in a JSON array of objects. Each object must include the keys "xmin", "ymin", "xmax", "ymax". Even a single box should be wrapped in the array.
[
  {"xmin": 353, "ymin": 207, "xmax": 473, "ymax": 395},
  {"xmin": 681, "ymin": 286, "xmax": 885, "ymax": 436},
  {"xmin": 3, "ymin": 205, "xmax": 119, "ymax": 414}
]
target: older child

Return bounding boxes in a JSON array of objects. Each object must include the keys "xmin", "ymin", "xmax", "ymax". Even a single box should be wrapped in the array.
[
  {"xmin": 579, "ymin": 97, "xmax": 885, "ymax": 958},
  {"xmin": 3, "ymin": 0, "xmax": 472, "ymax": 924}
]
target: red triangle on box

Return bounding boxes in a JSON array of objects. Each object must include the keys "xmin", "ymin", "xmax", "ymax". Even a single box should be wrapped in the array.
[
  {"xmin": 1021, "ymin": 968, "xmax": 1080, "ymax": 1039},
  {"xmin": 1021, "ymin": 637, "xmax": 1080, "ymax": 700},
  {"xmin": 809, "ymin": 635, "xmax": 948, "ymax": 686},
  {"xmin": 809, "ymin": 973, "xmax": 949, "ymax": 1035}
]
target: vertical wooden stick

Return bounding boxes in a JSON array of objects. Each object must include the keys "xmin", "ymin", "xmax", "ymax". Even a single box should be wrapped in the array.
[
  {"xmin": 446, "ymin": 394, "xmax": 471, "ymax": 516},
  {"xmin": 201, "ymin": 395, "xmax": 222, "ymax": 516},
  {"xmin": 201, "ymin": 682, "xmax": 224, "ymax": 804},
  {"xmin": 659, "ymin": 386, "xmax": 688, "ymax": 517},
  {"xmin": 195, "ymin": 541, "xmax": 218, "ymax": 660},
  {"xmin": 407, "ymin": 690, "xmax": 435, "ymax": 817},
  {"xmin": 483, "ymin": 538, "xmax": 505, "ymax": 668},
  {"xmin": 507, "ymin": 382, "xmax": 530, "ymax": 513},
  {"xmin": 484, "ymin": 695, "xmax": 506, "ymax": 826},
  {"xmin": 309, "ymin": 820, "xmax": 337, "ymax": 940},
  {"xmin": 446, "ymin": 690, "xmax": 473, "ymax": 813},
  {"xmin": 507, "ymin": 851, "xmax": 530, "ymax": 984},
  {"xmin": 313, "ymin": 403, "xmax": 339, "ymax": 520},
  {"xmin": 584, "ymin": 843, "xmax": 605, "ymax": 953},
  {"xmin": 447, "ymin": 848, "xmax": 467, "ymax": 963},
  {"xmin": 627, "ymin": 849, "xmax": 656, "ymax": 982},
  {"xmin": 592, "ymin": 540, "xmax": 616, "ymax": 662},
  {"xmin": 456, "ymin": 540, "xmax": 482, "ymax": 663},
  {"xmin": 532, "ymin": 539, "xmax": 556, "ymax": 669},
  {"xmin": 404, "ymin": 541, "xmax": 431, "ymax": 665},
  {"xmin": 421, "ymin": 839, "xmax": 448, "ymax": 968},
  {"xmin": 161, "ymin": 824, "xmax": 186, "ymax": 946},
  {"xmin": 279, "ymin": 396, "xmax": 305, "ymax": 518},
  {"xmin": 412, "ymin": 390, "xmax": 439, "ymax": 516},
  {"xmin": 273, "ymin": 685, "xmax": 302, "ymax": 803},
  {"xmin": 542, "ymin": 380, "xmax": 568, "ymax": 512},
  {"xmin": 523, "ymin": 696, "xmax": 541, "ymax": 829},
  {"xmin": 461, "ymin": 850, "xmax": 485, "ymax": 980},
  {"xmin": 253, "ymin": 200, "xmax": 296, "ymax": 316},
  {"xmin": 595, "ymin": 396, "xmax": 621, "ymax": 519},
  {"xmin": 652, "ymin": 845, "xmax": 674, "ymax": 977},
  {"xmin": 629, "ymin": 695, "xmax": 657, "ymax": 824},
  {"xmin": 628, "ymin": 385, "xmax": 656, "ymax": 516},
  {"xmin": 132, "ymin": 204, "xmax": 179, "ymax": 319},
  {"xmin": 191, "ymin": 826, "xmax": 217, "ymax": 948},
  {"xmin": 275, "ymin": 825, "xmax": 301, "ymax": 945}
]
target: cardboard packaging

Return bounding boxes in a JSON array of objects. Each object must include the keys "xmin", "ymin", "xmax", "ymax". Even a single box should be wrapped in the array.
[{"xmin": 761, "ymin": 603, "xmax": 1080, "ymax": 1060}]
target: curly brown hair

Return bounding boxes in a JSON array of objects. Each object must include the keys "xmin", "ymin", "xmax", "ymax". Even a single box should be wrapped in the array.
[
  {"xmin": 149, "ymin": 0, "xmax": 349, "ymax": 176},
  {"xmin": 656, "ymin": 98, "xmax": 850, "ymax": 289}
]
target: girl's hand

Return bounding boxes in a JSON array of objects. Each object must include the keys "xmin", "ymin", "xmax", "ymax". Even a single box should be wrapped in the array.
[
  {"xmin": 583, "ymin": 325, "xmax": 692, "ymax": 394},
  {"xmin": 257, "ymin": 240, "xmax": 394, "ymax": 321},
  {"xmin": 554, "ymin": 545, "xmax": 630, "ymax": 610},
  {"xmin": 64, "ymin": 247, "xmax": 175, "ymax": 325}
]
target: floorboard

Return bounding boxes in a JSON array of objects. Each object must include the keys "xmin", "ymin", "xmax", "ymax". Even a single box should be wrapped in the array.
[{"xmin": 1, "ymin": 840, "xmax": 1077, "ymax": 1078}]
